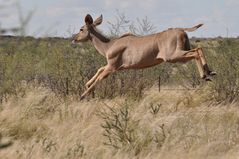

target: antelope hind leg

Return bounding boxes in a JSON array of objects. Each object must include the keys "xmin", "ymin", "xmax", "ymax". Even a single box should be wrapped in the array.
[
  {"xmin": 197, "ymin": 48, "xmax": 216, "ymax": 76},
  {"xmin": 175, "ymin": 49, "xmax": 211, "ymax": 81}
]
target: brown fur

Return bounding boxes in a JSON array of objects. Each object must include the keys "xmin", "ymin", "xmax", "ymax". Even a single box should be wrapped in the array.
[{"xmin": 72, "ymin": 14, "xmax": 215, "ymax": 100}]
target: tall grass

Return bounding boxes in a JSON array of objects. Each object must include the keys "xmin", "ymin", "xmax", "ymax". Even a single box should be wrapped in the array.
[{"xmin": 1, "ymin": 86, "xmax": 239, "ymax": 159}]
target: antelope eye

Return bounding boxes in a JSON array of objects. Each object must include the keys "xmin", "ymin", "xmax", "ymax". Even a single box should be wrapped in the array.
[{"xmin": 80, "ymin": 28, "xmax": 83, "ymax": 32}]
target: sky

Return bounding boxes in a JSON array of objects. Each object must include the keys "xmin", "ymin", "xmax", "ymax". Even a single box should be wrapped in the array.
[{"xmin": 0, "ymin": 0, "xmax": 239, "ymax": 37}]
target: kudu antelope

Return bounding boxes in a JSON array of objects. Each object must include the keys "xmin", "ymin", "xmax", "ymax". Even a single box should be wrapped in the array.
[{"xmin": 72, "ymin": 14, "xmax": 216, "ymax": 100}]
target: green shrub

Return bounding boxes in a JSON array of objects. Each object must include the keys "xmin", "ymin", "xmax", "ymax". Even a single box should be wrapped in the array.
[{"xmin": 208, "ymin": 40, "xmax": 239, "ymax": 103}]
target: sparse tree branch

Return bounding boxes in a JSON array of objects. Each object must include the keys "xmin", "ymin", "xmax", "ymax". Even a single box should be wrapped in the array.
[{"xmin": 108, "ymin": 10, "xmax": 156, "ymax": 37}]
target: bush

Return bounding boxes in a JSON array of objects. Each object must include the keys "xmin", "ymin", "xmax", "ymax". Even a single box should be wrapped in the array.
[
  {"xmin": 208, "ymin": 40, "xmax": 239, "ymax": 103},
  {"xmin": 97, "ymin": 103, "xmax": 137, "ymax": 149}
]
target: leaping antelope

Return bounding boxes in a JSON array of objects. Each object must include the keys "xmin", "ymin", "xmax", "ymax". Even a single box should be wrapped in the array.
[{"xmin": 72, "ymin": 14, "xmax": 216, "ymax": 100}]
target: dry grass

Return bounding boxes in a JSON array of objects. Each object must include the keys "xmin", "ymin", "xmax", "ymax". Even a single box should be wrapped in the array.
[{"xmin": 0, "ymin": 85, "xmax": 239, "ymax": 159}]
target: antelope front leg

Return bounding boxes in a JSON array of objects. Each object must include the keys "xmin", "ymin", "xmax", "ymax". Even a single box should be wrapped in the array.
[
  {"xmin": 85, "ymin": 66, "xmax": 105, "ymax": 88},
  {"xmin": 81, "ymin": 68, "xmax": 113, "ymax": 100}
]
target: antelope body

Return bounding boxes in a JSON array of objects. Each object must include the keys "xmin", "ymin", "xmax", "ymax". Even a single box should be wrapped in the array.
[{"xmin": 72, "ymin": 14, "xmax": 216, "ymax": 100}]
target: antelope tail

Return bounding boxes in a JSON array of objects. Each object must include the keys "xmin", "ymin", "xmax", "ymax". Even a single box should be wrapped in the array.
[{"xmin": 183, "ymin": 24, "xmax": 203, "ymax": 32}]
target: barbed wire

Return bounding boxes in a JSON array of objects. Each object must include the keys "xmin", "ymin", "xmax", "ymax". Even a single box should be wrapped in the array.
[
  {"xmin": 158, "ymin": 88, "xmax": 207, "ymax": 91},
  {"xmin": 156, "ymin": 87, "xmax": 237, "ymax": 91}
]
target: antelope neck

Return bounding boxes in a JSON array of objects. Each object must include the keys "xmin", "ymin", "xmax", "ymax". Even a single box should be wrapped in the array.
[{"xmin": 89, "ymin": 27, "xmax": 111, "ymax": 57}]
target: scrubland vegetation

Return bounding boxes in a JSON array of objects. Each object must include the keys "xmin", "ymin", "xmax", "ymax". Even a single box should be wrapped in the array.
[{"xmin": 0, "ymin": 34, "xmax": 239, "ymax": 159}]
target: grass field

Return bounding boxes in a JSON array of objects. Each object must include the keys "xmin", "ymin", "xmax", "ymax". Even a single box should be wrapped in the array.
[
  {"xmin": 0, "ymin": 36, "xmax": 239, "ymax": 159},
  {"xmin": 0, "ymin": 85, "xmax": 239, "ymax": 159}
]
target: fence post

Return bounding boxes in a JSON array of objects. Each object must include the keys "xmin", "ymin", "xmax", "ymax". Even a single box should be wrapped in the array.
[
  {"xmin": 65, "ymin": 77, "xmax": 69, "ymax": 95},
  {"xmin": 158, "ymin": 76, "xmax": 161, "ymax": 92},
  {"xmin": 91, "ymin": 88, "xmax": 95, "ymax": 99}
]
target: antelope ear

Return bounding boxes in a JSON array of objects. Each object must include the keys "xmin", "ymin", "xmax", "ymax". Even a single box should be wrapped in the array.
[
  {"xmin": 85, "ymin": 14, "xmax": 93, "ymax": 25},
  {"xmin": 93, "ymin": 15, "xmax": 103, "ymax": 26}
]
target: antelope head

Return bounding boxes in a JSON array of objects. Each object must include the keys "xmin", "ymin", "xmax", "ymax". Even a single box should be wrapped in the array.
[{"xmin": 72, "ymin": 14, "xmax": 103, "ymax": 43}]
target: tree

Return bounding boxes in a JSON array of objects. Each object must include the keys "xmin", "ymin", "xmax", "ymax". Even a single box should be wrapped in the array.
[
  {"xmin": 108, "ymin": 10, "xmax": 156, "ymax": 37},
  {"xmin": 0, "ymin": 0, "xmax": 34, "ymax": 36}
]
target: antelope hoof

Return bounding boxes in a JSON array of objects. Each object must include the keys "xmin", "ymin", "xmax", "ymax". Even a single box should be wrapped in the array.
[
  {"xmin": 202, "ymin": 75, "xmax": 212, "ymax": 82},
  {"xmin": 80, "ymin": 95, "xmax": 85, "ymax": 101},
  {"xmin": 205, "ymin": 76, "xmax": 212, "ymax": 82},
  {"xmin": 209, "ymin": 71, "xmax": 217, "ymax": 76}
]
